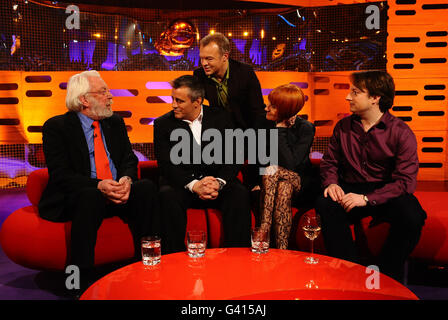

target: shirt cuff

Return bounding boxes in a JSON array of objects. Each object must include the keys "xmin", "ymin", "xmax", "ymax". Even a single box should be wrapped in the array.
[
  {"xmin": 216, "ymin": 178, "xmax": 226, "ymax": 185},
  {"xmin": 185, "ymin": 179, "xmax": 199, "ymax": 193},
  {"xmin": 364, "ymin": 193, "xmax": 381, "ymax": 206}
]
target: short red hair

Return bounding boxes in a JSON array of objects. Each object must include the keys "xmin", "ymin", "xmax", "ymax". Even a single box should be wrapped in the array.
[{"xmin": 268, "ymin": 84, "xmax": 305, "ymax": 122}]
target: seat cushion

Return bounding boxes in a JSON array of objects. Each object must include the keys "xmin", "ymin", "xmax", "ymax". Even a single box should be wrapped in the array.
[
  {"xmin": 0, "ymin": 206, "xmax": 134, "ymax": 271},
  {"xmin": 26, "ymin": 169, "xmax": 48, "ymax": 206},
  {"xmin": 411, "ymin": 191, "xmax": 448, "ymax": 264}
]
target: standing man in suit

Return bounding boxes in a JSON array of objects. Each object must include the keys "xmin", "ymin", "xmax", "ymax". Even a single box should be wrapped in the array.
[
  {"xmin": 39, "ymin": 70, "xmax": 157, "ymax": 275},
  {"xmin": 194, "ymin": 32, "xmax": 272, "ymax": 192},
  {"xmin": 154, "ymin": 75, "xmax": 251, "ymax": 254},
  {"xmin": 194, "ymin": 32, "xmax": 268, "ymax": 130}
]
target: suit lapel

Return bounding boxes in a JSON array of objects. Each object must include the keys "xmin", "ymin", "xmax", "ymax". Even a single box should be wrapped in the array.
[
  {"xmin": 227, "ymin": 59, "xmax": 237, "ymax": 104},
  {"xmin": 65, "ymin": 112, "xmax": 91, "ymax": 174},
  {"xmin": 201, "ymin": 106, "xmax": 211, "ymax": 134},
  {"xmin": 100, "ymin": 117, "xmax": 113, "ymax": 152},
  {"xmin": 205, "ymin": 79, "xmax": 219, "ymax": 107}
]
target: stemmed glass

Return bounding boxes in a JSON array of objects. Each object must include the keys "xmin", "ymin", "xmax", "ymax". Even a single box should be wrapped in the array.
[{"xmin": 301, "ymin": 212, "xmax": 321, "ymax": 264}]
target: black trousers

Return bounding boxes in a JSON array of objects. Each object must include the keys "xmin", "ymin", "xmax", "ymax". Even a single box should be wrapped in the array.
[
  {"xmin": 67, "ymin": 179, "xmax": 157, "ymax": 270},
  {"xmin": 158, "ymin": 180, "xmax": 252, "ymax": 254},
  {"xmin": 315, "ymin": 182, "xmax": 426, "ymax": 283}
]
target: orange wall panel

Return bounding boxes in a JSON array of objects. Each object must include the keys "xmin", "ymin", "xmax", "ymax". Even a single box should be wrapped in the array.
[{"xmin": 388, "ymin": 1, "xmax": 448, "ymax": 180}]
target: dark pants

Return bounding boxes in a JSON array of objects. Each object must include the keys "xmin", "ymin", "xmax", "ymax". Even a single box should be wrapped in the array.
[
  {"xmin": 315, "ymin": 182, "xmax": 426, "ymax": 283},
  {"xmin": 67, "ymin": 179, "xmax": 157, "ymax": 270},
  {"xmin": 158, "ymin": 180, "xmax": 252, "ymax": 254}
]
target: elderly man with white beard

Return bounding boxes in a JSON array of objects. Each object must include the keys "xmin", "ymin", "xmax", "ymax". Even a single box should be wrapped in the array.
[{"xmin": 38, "ymin": 71, "xmax": 157, "ymax": 293}]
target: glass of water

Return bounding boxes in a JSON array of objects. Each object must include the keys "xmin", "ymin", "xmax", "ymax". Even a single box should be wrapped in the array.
[
  {"xmin": 187, "ymin": 230, "xmax": 206, "ymax": 258},
  {"xmin": 141, "ymin": 236, "xmax": 161, "ymax": 266},
  {"xmin": 251, "ymin": 227, "xmax": 269, "ymax": 254}
]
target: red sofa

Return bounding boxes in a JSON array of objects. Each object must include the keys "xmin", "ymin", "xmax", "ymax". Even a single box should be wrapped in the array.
[
  {"xmin": 0, "ymin": 162, "xmax": 254, "ymax": 271},
  {"xmin": 1, "ymin": 160, "xmax": 448, "ymax": 272}
]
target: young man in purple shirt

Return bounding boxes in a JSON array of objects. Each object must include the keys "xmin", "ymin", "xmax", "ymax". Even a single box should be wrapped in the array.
[{"xmin": 316, "ymin": 70, "xmax": 426, "ymax": 283}]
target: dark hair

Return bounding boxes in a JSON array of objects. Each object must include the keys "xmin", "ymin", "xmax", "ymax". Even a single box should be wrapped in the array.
[
  {"xmin": 200, "ymin": 32, "xmax": 230, "ymax": 56},
  {"xmin": 170, "ymin": 75, "xmax": 205, "ymax": 103},
  {"xmin": 268, "ymin": 84, "xmax": 305, "ymax": 122},
  {"xmin": 350, "ymin": 70, "xmax": 395, "ymax": 112}
]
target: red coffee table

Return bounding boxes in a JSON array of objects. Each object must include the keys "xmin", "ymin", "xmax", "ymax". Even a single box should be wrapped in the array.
[{"xmin": 80, "ymin": 248, "xmax": 418, "ymax": 300}]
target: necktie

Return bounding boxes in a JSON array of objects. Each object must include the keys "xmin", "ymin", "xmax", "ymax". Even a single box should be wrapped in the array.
[{"xmin": 92, "ymin": 120, "xmax": 113, "ymax": 180}]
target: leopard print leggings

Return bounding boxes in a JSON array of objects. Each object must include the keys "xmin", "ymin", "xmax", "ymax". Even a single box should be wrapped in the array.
[{"xmin": 260, "ymin": 166, "xmax": 301, "ymax": 249}]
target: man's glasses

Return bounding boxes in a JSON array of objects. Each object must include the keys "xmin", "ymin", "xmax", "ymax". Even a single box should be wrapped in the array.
[{"xmin": 86, "ymin": 88, "xmax": 111, "ymax": 96}]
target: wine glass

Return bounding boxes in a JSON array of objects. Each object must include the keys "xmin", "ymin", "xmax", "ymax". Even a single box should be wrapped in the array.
[{"xmin": 301, "ymin": 212, "xmax": 321, "ymax": 264}]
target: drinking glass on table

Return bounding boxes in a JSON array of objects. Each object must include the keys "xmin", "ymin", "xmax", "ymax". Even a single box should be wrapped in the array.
[
  {"xmin": 187, "ymin": 230, "xmax": 207, "ymax": 258},
  {"xmin": 301, "ymin": 212, "xmax": 321, "ymax": 264},
  {"xmin": 251, "ymin": 226, "xmax": 270, "ymax": 254},
  {"xmin": 141, "ymin": 236, "xmax": 161, "ymax": 266}
]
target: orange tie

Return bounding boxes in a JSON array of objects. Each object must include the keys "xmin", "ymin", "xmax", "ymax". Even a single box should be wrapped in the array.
[{"xmin": 92, "ymin": 120, "xmax": 113, "ymax": 180}]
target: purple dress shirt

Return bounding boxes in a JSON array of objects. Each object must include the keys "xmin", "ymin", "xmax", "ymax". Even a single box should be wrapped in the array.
[{"xmin": 320, "ymin": 111, "xmax": 419, "ymax": 206}]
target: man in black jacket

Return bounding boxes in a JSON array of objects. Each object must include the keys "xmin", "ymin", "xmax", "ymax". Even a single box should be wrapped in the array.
[
  {"xmin": 39, "ymin": 71, "xmax": 157, "ymax": 273},
  {"xmin": 154, "ymin": 75, "xmax": 251, "ymax": 254},
  {"xmin": 194, "ymin": 32, "xmax": 272, "ymax": 191},
  {"xmin": 194, "ymin": 32, "xmax": 268, "ymax": 130}
]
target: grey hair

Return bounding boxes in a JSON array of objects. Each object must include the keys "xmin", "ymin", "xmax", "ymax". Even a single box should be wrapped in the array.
[
  {"xmin": 170, "ymin": 75, "xmax": 205, "ymax": 103},
  {"xmin": 65, "ymin": 70, "xmax": 101, "ymax": 112}
]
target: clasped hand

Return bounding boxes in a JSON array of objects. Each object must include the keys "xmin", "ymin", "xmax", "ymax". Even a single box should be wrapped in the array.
[
  {"xmin": 323, "ymin": 183, "xmax": 367, "ymax": 212},
  {"xmin": 193, "ymin": 176, "xmax": 220, "ymax": 200},
  {"xmin": 97, "ymin": 176, "xmax": 131, "ymax": 204}
]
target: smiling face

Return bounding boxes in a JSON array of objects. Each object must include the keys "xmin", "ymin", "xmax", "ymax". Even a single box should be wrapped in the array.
[
  {"xmin": 81, "ymin": 76, "xmax": 114, "ymax": 120},
  {"xmin": 171, "ymin": 86, "xmax": 201, "ymax": 121},
  {"xmin": 199, "ymin": 42, "xmax": 229, "ymax": 79}
]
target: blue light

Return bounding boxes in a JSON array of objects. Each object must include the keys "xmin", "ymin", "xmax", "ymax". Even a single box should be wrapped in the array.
[{"xmin": 278, "ymin": 14, "xmax": 296, "ymax": 27}]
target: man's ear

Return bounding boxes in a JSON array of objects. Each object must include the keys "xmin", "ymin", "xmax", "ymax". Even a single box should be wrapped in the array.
[
  {"xmin": 222, "ymin": 51, "xmax": 229, "ymax": 62},
  {"xmin": 194, "ymin": 96, "xmax": 203, "ymax": 107},
  {"xmin": 78, "ymin": 95, "xmax": 89, "ymax": 108},
  {"xmin": 370, "ymin": 95, "xmax": 381, "ymax": 106}
]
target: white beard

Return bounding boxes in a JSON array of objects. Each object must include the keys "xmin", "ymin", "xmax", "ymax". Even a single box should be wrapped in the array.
[{"xmin": 87, "ymin": 96, "xmax": 113, "ymax": 120}]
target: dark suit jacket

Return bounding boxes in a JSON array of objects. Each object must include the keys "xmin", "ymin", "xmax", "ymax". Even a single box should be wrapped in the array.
[
  {"xmin": 154, "ymin": 106, "xmax": 241, "ymax": 189},
  {"xmin": 277, "ymin": 117, "xmax": 315, "ymax": 176},
  {"xmin": 38, "ymin": 111, "xmax": 138, "ymax": 222},
  {"xmin": 194, "ymin": 59, "xmax": 269, "ymax": 130}
]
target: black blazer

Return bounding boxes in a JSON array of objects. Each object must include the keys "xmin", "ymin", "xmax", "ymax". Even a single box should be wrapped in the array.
[
  {"xmin": 38, "ymin": 111, "xmax": 138, "ymax": 221},
  {"xmin": 277, "ymin": 117, "xmax": 315, "ymax": 176},
  {"xmin": 154, "ymin": 106, "xmax": 241, "ymax": 189},
  {"xmin": 194, "ymin": 59, "xmax": 269, "ymax": 130}
]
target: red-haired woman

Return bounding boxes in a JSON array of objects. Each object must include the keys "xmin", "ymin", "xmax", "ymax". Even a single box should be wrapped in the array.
[{"xmin": 260, "ymin": 84, "xmax": 315, "ymax": 249}]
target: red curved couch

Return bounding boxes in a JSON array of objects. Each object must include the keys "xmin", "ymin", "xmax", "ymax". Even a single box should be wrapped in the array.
[
  {"xmin": 0, "ymin": 161, "xmax": 254, "ymax": 271},
  {"xmin": 1, "ymin": 160, "xmax": 448, "ymax": 272}
]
